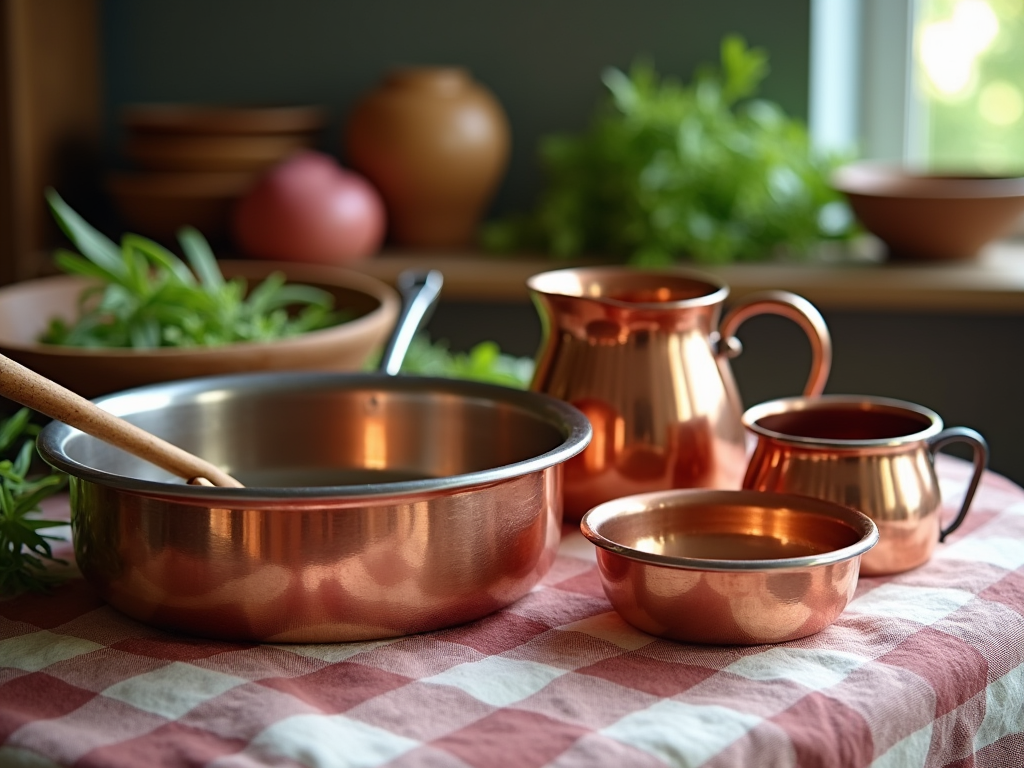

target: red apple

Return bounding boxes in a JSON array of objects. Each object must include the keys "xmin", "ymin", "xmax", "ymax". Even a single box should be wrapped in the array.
[{"xmin": 232, "ymin": 151, "xmax": 386, "ymax": 264}]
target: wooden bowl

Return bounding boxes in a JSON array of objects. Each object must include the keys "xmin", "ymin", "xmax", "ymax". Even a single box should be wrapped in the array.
[
  {"xmin": 121, "ymin": 104, "xmax": 326, "ymax": 135},
  {"xmin": 124, "ymin": 132, "xmax": 314, "ymax": 173},
  {"xmin": 832, "ymin": 162, "xmax": 1024, "ymax": 260},
  {"xmin": 106, "ymin": 171, "xmax": 255, "ymax": 241},
  {"xmin": 0, "ymin": 261, "xmax": 399, "ymax": 398}
]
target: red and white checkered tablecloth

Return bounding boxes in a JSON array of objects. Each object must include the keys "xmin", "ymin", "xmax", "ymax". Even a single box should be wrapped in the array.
[{"xmin": 2, "ymin": 456, "xmax": 1023, "ymax": 768}]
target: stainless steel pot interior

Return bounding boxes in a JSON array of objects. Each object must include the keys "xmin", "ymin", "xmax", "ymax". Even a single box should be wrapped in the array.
[{"xmin": 39, "ymin": 371, "xmax": 592, "ymax": 503}]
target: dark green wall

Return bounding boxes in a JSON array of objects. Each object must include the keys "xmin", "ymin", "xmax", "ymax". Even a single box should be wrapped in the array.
[{"xmin": 100, "ymin": 0, "xmax": 812, "ymax": 214}]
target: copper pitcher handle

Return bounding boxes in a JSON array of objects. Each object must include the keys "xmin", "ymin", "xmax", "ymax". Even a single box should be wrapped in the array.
[
  {"xmin": 928, "ymin": 427, "xmax": 989, "ymax": 542},
  {"xmin": 716, "ymin": 290, "xmax": 832, "ymax": 396}
]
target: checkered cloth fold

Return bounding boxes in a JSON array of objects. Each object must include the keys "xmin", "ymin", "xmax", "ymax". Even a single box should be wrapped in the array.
[{"xmin": 2, "ymin": 457, "xmax": 1023, "ymax": 768}]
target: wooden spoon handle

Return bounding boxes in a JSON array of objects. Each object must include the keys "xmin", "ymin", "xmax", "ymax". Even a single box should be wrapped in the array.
[{"xmin": 0, "ymin": 354, "xmax": 243, "ymax": 488}]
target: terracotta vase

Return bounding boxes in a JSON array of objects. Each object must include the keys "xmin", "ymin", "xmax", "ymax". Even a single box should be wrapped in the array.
[{"xmin": 345, "ymin": 67, "xmax": 510, "ymax": 248}]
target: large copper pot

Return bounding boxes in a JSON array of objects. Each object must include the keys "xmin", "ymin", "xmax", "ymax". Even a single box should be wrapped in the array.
[
  {"xmin": 528, "ymin": 266, "xmax": 832, "ymax": 520},
  {"xmin": 36, "ymin": 271, "xmax": 591, "ymax": 642},
  {"xmin": 38, "ymin": 372, "xmax": 591, "ymax": 642}
]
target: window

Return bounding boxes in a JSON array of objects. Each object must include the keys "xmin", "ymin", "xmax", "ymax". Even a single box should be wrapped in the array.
[
  {"xmin": 918, "ymin": 0, "xmax": 1024, "ymax": 172},
  {"xmin": 809, "ymin": 0, "xmax": 1024, "ymax": 173}
]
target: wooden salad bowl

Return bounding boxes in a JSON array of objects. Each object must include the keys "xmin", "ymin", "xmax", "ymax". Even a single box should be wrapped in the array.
[{"xmin": 0, "ymin": 260, "xmax": 399, "ymax": 399}]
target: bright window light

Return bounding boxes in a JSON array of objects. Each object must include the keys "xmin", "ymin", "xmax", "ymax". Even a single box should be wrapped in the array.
[
  {"xmin": 919, "ymin": 1, "xmax": 999, "ymax": 96},
  {"xmin": 978, "ymin": 80, "xmax": 1024, "ymax": 124},
  {"xmin": 916, "ymin": 0, "xmax": 1024, "ymax": 171},
  {"xmin": 810, "ymin": 0, "xmax": 1024, "ymax": 172}
]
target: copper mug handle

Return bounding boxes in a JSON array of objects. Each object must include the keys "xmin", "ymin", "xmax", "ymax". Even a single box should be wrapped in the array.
[
  {"xmin": 715, "ymin": 290, "xmax": 832, "ymax": 396},
  {"xmin": 929, "ymin": 427, "xmax": 989, "ymax": 542}
]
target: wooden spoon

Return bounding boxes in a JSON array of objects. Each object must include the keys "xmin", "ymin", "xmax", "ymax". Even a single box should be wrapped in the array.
[{"xmin": 0, "ymin": 353, "xmax": 243, "ymax": 487}]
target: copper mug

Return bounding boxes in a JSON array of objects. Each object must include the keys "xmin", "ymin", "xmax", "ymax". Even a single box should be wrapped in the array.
[
  {"xmin": 528, "ymin": 266, "xmax": 832, "ymax": 520},
  {"xmin": 742, "ymin": 395, "xmax": 989, "ymax": 576}
]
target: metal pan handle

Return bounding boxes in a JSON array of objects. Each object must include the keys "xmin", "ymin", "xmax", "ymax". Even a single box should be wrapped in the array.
[
  {"xmin": 716, "ymin": 290, "xmax": 832, "ymax": 396},
  {"xmin": 378, "ymin": 270, "xmax": 444, "ymax": 376},
  {"xmin": 928, "ymin": 426, "xmax": 989, "ymax": 542}
]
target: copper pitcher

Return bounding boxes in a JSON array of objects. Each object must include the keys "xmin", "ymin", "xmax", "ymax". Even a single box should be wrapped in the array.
[
  {"xmin": 741, "ymin": 395, "xmax": 988, "ymax": 576},
  {"xmin": 528, "ymin": 267, "xmax": 832, "ymax": 520}
]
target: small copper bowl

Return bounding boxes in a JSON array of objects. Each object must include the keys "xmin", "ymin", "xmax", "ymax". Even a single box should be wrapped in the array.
[{"xmin": 581, "ymin": 489, "xmax": 878, "ymax": 645}]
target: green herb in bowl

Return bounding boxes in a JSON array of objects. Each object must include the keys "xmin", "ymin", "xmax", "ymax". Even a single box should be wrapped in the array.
[{"xmin": 42, "ymin": 189, "xmax": 344, "ymax": 349}]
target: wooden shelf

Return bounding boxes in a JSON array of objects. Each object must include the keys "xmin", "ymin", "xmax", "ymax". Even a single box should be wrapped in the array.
[{"xmin": 350, "ymin": 240, "xmax": 1024, "ymax": 314}]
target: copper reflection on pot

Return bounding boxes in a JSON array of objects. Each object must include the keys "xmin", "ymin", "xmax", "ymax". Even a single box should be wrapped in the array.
[
  {"xmin": 71, "ymin": 465, "xmax": 561, "ymax": 643},
  {"xmin": 581, "ymin": 489, "xmax": 877, "ymax": 645}
]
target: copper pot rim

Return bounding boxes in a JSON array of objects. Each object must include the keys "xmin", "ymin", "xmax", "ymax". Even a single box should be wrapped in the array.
[
  {"xmin": 526, "ymin": 265, "xmax": 730, "ymax": 310},
  {"xmin": 580, "ymin": 489, "xmax": 878, "ymax": 573},
  {"xmin": 742, "ymin": 394, "xmax": 944, "ymax": 449},
  {"xmin": 38, "ymin": 371, "xmax": 593, "ymax": 504}
]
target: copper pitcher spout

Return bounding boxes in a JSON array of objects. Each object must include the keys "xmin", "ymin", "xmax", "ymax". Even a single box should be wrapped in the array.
[{"xmin": 528, "ymin": 266, "xmax": 832, "ymax": 521}]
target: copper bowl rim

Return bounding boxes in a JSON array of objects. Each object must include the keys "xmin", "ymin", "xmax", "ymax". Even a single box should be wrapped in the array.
[
  {"xmin": 581, "ymin": 489, "xmax": 878, "ymax": 572},
  {"xmin": 742, "ymin": 394, "xmax": 943, "ymax": 449},
  {"xmin": 526, "ymin": 265, "xmax": 730, "ymax": 310}
]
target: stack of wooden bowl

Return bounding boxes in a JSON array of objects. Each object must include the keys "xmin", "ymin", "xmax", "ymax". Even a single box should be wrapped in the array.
[{"xmin": 108, "ymin": 104, "xmax": 326, "ymax": 242}]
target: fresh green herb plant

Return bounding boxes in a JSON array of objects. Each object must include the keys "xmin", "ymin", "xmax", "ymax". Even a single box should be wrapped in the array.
[
  {"xmin": 369, "ymin": 335, "xmax": 534, "ymax": 388},
  {"xmin": 483, "ymin": 36, "xmax": 855, "ymax": 265},
  {"xmin": 42, "ymin": 190, "xmax": 344, "ymax": 349},
  {"xmin": 0, "ymin": 408, "xmax": 68, "ymax": 595},
  {"xmin": 401, "ymin": 336, "xmax": 534, "ymax": 388}
]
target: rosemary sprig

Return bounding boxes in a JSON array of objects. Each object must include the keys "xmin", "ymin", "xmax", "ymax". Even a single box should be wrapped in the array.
[{"xmin": 0, "ymin": 408, "xmax": 69, "ymax": 595}]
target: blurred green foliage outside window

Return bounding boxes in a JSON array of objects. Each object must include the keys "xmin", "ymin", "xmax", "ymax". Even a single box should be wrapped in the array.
[{"xmin": 917, "ymin": 0, "xmax": 1024, "ymax": 172}]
